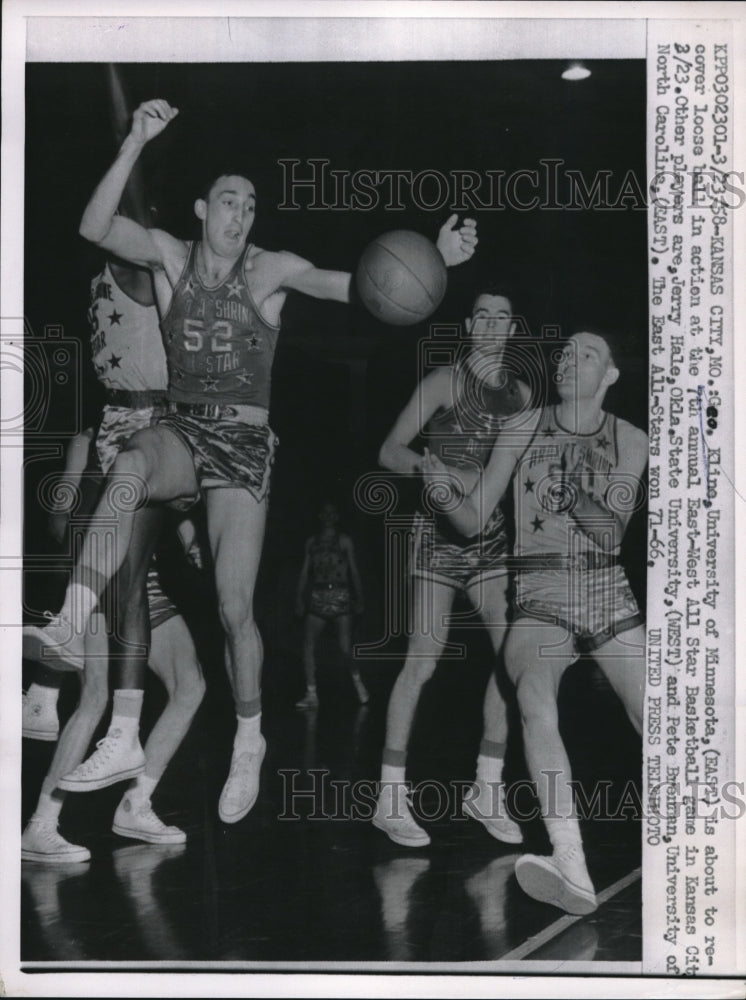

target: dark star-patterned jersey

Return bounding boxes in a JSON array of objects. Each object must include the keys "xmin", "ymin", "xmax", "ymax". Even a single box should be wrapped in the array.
[
  {"xmin": 309, "ymin": 533, "xmax": 350, "ymax": 587},
  {"xmin": 88, "ymin": 263, "xmax": 168, "ymax": 392},
  {"xmin": 423, "ymin": 362, "xmax": 524, "ymax": 469},
  {"xmin": 513, "ymin": 406, "xmax": 626, "ymax": 556},
  {"xmin": 161, "ymin": 241, "xmax": 280, "ymax": 408}
]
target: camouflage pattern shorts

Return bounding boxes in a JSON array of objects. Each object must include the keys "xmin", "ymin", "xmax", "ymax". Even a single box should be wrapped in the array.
[
  {"xmin": 513, "ymin": 564, "xmax": 643, "ymax": 652},
  {"xmin": 412, "ymin": 506, "xmax": 509, "ymax": 590},
  {"xmin": 157, "ymin": 412, "xmax": 278, "ymax": 505}
]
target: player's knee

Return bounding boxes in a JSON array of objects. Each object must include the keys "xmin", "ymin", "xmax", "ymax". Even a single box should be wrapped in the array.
[
  {"xmin": 503, "ymin": 643, "xmax": 531, "ymax": 687},
  {"xmin": 217, "ymin": 593, "xmax": 255, "ymax": 638},
  {"xmin": 400, "ymin": 655, "xmax": 438, "ymax": 688},
  {"xmin": 110, "ymin": 448, "xmax": 152, "ymax": 503},
  {"xmin": 514, "ymin": 669, "xmax": 558, "ymax": 728},
  {"xmin": 167, "ymin": 661, "xmax": 206, "ymax": 712}
]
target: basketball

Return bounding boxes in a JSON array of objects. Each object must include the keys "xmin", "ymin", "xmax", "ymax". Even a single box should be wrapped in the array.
[{"xmin": 356, "ymin": 230, "xmax": 448, "ymax": 326}]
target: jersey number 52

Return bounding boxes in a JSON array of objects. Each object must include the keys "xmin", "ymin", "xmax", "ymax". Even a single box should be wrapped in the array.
[{"xmin": 183, "ymin": 318, "xmax": 232, "ymax": 353}]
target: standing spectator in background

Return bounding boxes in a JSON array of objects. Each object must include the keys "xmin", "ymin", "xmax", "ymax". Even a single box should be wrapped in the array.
[{"xmin": 295, "ymin": 500, "xmax": 367, "ymax": 708}]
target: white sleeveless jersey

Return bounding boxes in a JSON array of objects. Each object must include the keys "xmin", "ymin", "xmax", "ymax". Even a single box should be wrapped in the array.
[
  {"xmin": 514, "ymin": 406, "xmax": 625, "ymax": 557},
  {"xmin": 88, "ymin": 263, "xmax": 168, "ymax": 392}
]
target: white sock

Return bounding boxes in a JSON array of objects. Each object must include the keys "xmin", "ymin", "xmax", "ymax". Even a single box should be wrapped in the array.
[
  {"xmin": 476, "ymin": 753, "xmax": 504, "ymax": 786},
  {"xmin": 379, "ymin": 765, "xmax": 410, "ymax": 821},
  {"xmin": 32, "ymin": 791, "xmax": 65, "ymax": 826},
  {"xmin": 234, "ymin": 713, "xmax": 262, "ymax": 751},
  {"xmin": 109, "ymin": 689, "xmax": 144, "ymax": 742},
  {"xmin": 381, "ymin": 764, "xmax": 406, "ymax": 787},
  {"xmin": 26, "ymin": 682, "xmax": 60, "ymax": 708},
  {"xmin": 127, "ymin": 773, "xmax": 158, "ymax": 802},
  {"xmin": 61, "ymin": 583, "xmax": 98, "ymax": 634}
]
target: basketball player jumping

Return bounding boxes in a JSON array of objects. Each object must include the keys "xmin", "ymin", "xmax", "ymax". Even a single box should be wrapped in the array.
[
  {"xmin": 22, "ymin": 259, "xmax": 206, "ymax": 863},
  {"xmin": 424, "ymin": 330, "xmax": 646, "ymax": 913},
  {"xmin": 373, "ymin": 286, "xmax": 532, "ymax": 847},
  {"xmin": 24, "ymin": 98, "xmax": 477, "ymax": 825}
]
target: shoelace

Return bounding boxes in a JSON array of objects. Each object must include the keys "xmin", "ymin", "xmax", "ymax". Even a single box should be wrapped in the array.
[
  {"xmin": 475, "ymin": 784, "xmax": 514, "ymax": 817},
  {"xmin": 42, "ymin": 610, "xmax": 67, "ymax": 626},
  {"xmin": 41, "ymin": 828, "xmax": 67, "ymax": 846},
  {"xmin": 28, "ymin": 821, "xmax": 65, "ymax": 845},
  {"xmin": 555, "ymin": 843, "xmax": 584, "ymax": 863},
  {"xmin": 76, "ymin": 735, "xmax": 120, "ymax": 773},
  {"xmin": 135, "ymin": 804, "xmax": 170, "ymax": 829},
  {"xmin": 226, "ymin": 746, "xmax": 264, "ymax": 782},
  {"xmin": 393, "ymin": 791, "xmax": 419, "ymax": 823}
]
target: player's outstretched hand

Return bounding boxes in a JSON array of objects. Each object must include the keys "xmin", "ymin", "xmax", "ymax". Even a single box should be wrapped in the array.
[
  {"xmin": 420, "ymin": 447, "xmax": 448, "ymax": 477},
  {"xmin": 421, "ymin": 447, "xmax": 463, "ymax": 511},
  {"xmin": 436, "ymin": 214, "xmax": 478, "ymax": 267},
  {"xmin": 131, "ymin": 99, "xmax": 179, "ymax": 146}
]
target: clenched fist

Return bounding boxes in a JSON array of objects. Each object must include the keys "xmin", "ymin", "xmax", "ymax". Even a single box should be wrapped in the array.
[{"xmin": 130, "ymin": 99, "xmax": 179, "ymax": 146}]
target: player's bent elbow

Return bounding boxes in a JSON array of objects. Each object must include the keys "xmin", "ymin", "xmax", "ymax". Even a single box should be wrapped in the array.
[
  {"xmin": 379, "ymin": 438, "xmax": 409, "ymax": 472},
  {"xmin": 378, "ymin": 441, "xmax": 395, "ymax": 470},
  {"xmin": 78, "ymin": 217, "xmax": 110, "ymax": 245}
]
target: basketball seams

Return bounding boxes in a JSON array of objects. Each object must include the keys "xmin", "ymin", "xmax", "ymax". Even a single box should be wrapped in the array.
[
  {"xmin": 359, "ymin": 256, "xmax": 434, "ymax": 318},
  {"xmin": 373, "ymin": 241, "xmax": 444, "ymax": 308},
  {"xmin": 356, "ymin": 229, "xmax": 447, "ymax": 325}
]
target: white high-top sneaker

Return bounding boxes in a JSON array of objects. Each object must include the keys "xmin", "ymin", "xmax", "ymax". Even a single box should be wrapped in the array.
[
  {"xmin": 23, "ymin": 612, "xmax": 85, "ymax": 672},
  {"xmin": 58, "ymin": 729, "xmax": 146, "ymax": 791},
  {"xmin": 515, "ymin": 841, "xmax": 597, "ymax": 914},
  {"xmin": 462, "ymin": 779, "xmax": 523, "ymax": 844},
  {"xmin": 372, "ymin": 782, "xmax": 430, "ymax": 847}
]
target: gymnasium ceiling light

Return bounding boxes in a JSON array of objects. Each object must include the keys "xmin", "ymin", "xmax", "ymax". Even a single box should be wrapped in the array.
[{"xmin": 562, "ymin": 63, "xmax": 591, "ymax": 81}]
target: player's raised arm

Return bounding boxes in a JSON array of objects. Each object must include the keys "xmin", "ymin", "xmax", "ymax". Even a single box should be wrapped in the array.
[
  {"xmin": 379, "ymin": 368, "xmax": 450, "ymax": 474},
  {"xmin": 277, "ymin": 214, "xmax": 478, "ymax": 304},
  {"xmin": 79, "ymin": 99, "xmax": 180, "ymax": 267},
  {"xmin": 435, "ymin": 215, "xmax": 478, "ymax": 267},
  {"xmin": 423, "ymin": 410, "xmax": 536, "ymax": 537},
  {"xmin": 277, "ymin": 252, "xmax": 352, "ymax": 302}
]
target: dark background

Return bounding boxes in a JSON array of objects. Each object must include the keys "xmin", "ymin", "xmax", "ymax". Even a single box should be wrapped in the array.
[{"xmin": 23, "ymin": 58, "xmax": 648, "ymax": 677}]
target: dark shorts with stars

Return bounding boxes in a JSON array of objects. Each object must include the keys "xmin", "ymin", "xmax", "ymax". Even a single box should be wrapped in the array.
[
  {"xmin": 411, "ymin": 507, "xmax": 510, "ymax": 590},
  {"xmin": 308, "ymin": 585, "xmax": 353, "ymax": 620},
  {"xmin": 157, "ymin": 411, "xmax": 278, "ymax": 507},
  {"xmin": 512, "ymin": 564, "xmax": 643, "ymax": 653}
]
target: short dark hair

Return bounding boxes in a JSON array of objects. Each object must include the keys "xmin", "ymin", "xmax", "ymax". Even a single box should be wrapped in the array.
[
  {"xmin": 471, "ymin": 283, "xmax": 516, "ymax": 314},
  {"xmin": 199, "ymin": 170, "xmax": 255, "ymax": 202}
]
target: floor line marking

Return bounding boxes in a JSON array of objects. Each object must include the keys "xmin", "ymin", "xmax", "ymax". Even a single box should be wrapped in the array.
[{"xmin": 498, "ymin": 866, "xmax": 642, "ymax": 962}]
